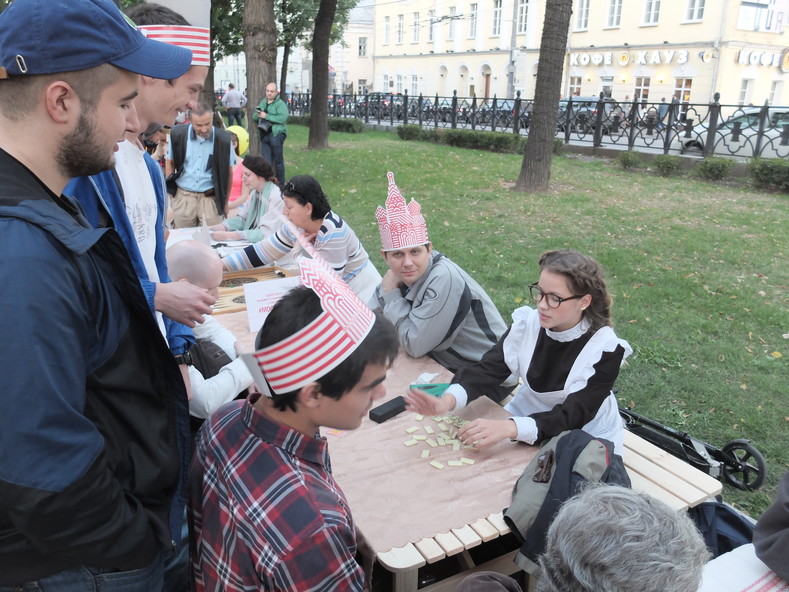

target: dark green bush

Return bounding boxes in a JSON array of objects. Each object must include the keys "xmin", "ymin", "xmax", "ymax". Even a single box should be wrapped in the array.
[
  {"xmin": 329, "ymin": 117, "xmax": 364, "ymax": 133},
  {"xmin": 653, "ymin": 155, "xmax": 683, "ymax": 177},
  {"xmin": 618, "ymin": 150, "xmax": 642, "ymax": 170},
  {"xmin": 285, "ymin": 115, "xmax": 363, "ymax": 133},
  {"xmin": 288, "ymin": 114, "xmax": 310, "ymax": 126},
  {"xmin": 747, "ymin": 158, "xmax": 789, "ymax": 192},
  {"xmin": 694, "ymin": 156, "xmax": 733, "ymax": 181},
  {"xmin": 396, "ymin": 124, "xmax": 422, "ymax": 141}
]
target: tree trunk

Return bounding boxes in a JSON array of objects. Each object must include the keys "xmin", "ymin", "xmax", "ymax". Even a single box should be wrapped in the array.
[
  {"xmin": 514, "ymin": 0, "xmax": 573, "ymax": 192},
  {"xmin": 308, "ymin": 0, "xmax": 338, "ymax": 150},
  {"xmin": 243, "ymin": 0, "xmax": 278, "ymax": 156},
  {"xmin": 280, "ymin": 42, "xmax": 292, "ymax": 101}
]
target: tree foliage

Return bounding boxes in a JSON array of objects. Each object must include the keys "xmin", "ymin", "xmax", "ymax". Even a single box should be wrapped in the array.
[{"xmin": 515, "ymin": 0, "xmax": 573, "ymax": 192}]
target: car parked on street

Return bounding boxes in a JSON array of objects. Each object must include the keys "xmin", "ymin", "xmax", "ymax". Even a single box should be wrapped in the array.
[
  {"xmin": 557, "ymin": 96, "xmax": 617, "ymax": 133},
  {"xmin": 674, "ymin": 106, "xmax": 789, "ymax": 158}
]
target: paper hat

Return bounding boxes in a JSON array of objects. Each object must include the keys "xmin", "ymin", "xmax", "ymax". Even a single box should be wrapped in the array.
[
  {"xmin": 249, "ymin": 243, "xmax": 375, "ymax": 395},
  {"xmin": 0, "ymin": 0, "xmax": 192, "ymax": 80},
  {"xmin": 139, "ymin": 25, "xmax": 211, "ymax": 67},
  {"xmin": 376, "ymin": 172, "xmax": 429, "ymax": 251}
]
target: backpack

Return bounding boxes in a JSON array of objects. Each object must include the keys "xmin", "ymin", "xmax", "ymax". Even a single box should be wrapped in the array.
[
  {"xmin": 503, "ymin": 429, "xmax": 631, "ymax": 576},
  {"xmin": 687, "ymin": 499, "xmax": 755, "ymax": 558}
]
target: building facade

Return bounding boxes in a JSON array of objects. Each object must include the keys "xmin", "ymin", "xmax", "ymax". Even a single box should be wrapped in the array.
[{"xmin": 371, "ymin": 0, "xmax": 789, "ymax": 106}]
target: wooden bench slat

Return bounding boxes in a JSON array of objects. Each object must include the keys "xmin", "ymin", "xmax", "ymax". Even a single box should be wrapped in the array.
[
  {"xmin": 623, "ymin": 430, "xmax": 722, "ymax": 497},
  {"xmin": 377, "ymin": 542, "xmax": 426, "ymax": 572},
  {"xmin": 624, "ymin": 448, "xmax": 708, "ymax": 506},
  {"xmin": 627, "ymin": 470, "xmax": 688, "ymax": 511},
  {"xmin": 469, "ymin": 518, "xmax": 500, "ymax": 542},
  {"xmin": 434, "ymin": 531, "xmax": 465, "ymax": 555},
  {"xmin": 451, "ymin": 524, "xmax": 482, "ymax": 549},
  {"xmin": 486, "ymin": 511, "xmax": 511, "ymax": 535},
  {"xmin": 414, "ymin": 537, "xmax": 446, "ymax": 564}
]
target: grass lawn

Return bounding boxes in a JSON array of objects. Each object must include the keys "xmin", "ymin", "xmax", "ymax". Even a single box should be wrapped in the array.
[{"xmin": 280, "ymin": 124, "xmax": 787, "ymax": 517}]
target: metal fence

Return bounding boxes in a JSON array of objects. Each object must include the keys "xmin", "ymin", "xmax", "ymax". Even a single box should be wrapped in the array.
[{"xmin": 287, "ymin": 91, "xmax": 789, "ymax": 160}]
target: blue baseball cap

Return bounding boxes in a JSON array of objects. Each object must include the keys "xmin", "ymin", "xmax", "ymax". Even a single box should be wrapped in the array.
[{"xmin": 0, "ymin": 0, "xmax": 192, "ymax": 80}]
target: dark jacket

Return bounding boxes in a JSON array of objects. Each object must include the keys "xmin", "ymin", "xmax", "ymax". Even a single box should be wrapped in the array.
[
  {"xmin": 0, "ymin": 149, "xmax": 190, "ymax": 585},
  {"xmin": 168, "ymin": 124, "xmax": 233, "ymax": 214},
  {"xmin": 65, "ymin": 156, "xmax": 194, "ymax": 356}
]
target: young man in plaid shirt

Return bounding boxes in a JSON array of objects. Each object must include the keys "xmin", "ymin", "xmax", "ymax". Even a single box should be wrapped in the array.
[{"xmin": 188, "ymin": 258, "xmax": 398, "ymax": 591}]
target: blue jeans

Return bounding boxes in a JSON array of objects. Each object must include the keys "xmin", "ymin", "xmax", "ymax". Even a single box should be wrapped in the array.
[
  {"xmin": 0, "ymin": 554, "xmax": 164, "ymax": 592},
  {"xmin": 226, "ymin": 108, "xmax": 243, "ymax": 127},
  {"xmin": 260, "ymin": 132, "xmax": 286, "ymax": 187}
]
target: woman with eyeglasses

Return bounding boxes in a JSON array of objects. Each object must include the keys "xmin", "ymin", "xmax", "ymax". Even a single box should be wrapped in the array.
[
  {"xmin": 221, "ymin": 174, "xmax": 382, "ymax": 302},
  {"xmin": 405, "ymin": 249, "xmax": 632, "ymax": 454}
]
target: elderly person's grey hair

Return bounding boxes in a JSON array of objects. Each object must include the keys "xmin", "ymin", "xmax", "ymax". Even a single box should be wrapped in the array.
[{"xmin": 537, "ymin": 484, "xmax": 709, "ymax": 592}]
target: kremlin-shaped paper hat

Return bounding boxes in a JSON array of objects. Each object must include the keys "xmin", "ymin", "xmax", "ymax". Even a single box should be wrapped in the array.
[
  {"xmin": 376, "ymin": 172, "xmax": 429, "ymax": 252},
  {"xmin": 245, "ymin": 225, "xmax": 375, "ymax": 396}
]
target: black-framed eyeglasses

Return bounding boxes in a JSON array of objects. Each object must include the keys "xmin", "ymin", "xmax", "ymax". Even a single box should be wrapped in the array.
[{"xmin": 528, "ymin": 282, "xmax": 584, "ymax": 309}]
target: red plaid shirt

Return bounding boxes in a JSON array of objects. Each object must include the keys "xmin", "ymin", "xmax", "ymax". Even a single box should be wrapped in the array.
[{"xmin": 188, "ymin": 397, "xmax": 365, "ymax": 591}]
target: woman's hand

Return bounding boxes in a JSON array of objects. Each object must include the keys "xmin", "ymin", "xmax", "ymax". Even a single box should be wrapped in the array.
[
  {"xmin": 457, "ymin": 418, "xmax": 517, "ymax": 449},
  {"xmin": 405, "ymin": 388, "xmax": 456, "ymax": 416},
  {"xmin": 211, "ymin": 230, "xmax": 240, "ymax": 241}
]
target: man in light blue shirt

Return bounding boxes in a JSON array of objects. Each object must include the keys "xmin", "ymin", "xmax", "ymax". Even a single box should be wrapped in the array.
[{"xmin": 166, "ymin": 102, "xmax": 235, "ymax": 227}]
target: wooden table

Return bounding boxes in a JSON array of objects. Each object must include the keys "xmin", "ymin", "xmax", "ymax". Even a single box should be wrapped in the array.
[{"xmin": 214, "ymin": 312, "xmax": 723, "ymax": 592}]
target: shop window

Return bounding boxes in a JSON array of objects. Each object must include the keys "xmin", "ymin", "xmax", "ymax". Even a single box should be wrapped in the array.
[
  {"xmin": 569, "ymin": 76, "xmax": 582, "ymax": 96},
  {"xmin": 635, "ymin": 77, "xmax": 651, "ymax": 104}
]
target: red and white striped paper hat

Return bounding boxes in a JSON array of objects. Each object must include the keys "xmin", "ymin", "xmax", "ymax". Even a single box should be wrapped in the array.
[
  {"xmin": 251, "ymin": 238, "xmax": 375, "ymax": 395},
  {"xmin": 376, "ymin": 172, "xmax": 429, "ymax": 252},
  {"xmin": 139, "ymin": 25, "xmax": 211, "ymax": 67}
]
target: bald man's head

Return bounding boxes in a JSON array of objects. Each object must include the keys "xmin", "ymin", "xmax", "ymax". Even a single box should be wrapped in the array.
[{"xmin": 167, "ymin": 240, "xmax": 223, "ymax": 297}]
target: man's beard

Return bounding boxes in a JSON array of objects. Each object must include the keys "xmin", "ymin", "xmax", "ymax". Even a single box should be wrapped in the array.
[{"xmin": 56, "ymin": 110, "xmax": 116, "ymax": 178}]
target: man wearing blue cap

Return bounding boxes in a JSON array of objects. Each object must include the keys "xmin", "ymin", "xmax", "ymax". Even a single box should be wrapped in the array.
[{"xmin": 0, "ymin": 0, "xmax": 194, "ymax": 589}]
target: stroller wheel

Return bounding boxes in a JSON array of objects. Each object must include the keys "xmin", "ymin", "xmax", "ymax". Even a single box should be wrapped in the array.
[{"xmin": 721, "ymin": 439, "xmax": 767, "ymax": 491}]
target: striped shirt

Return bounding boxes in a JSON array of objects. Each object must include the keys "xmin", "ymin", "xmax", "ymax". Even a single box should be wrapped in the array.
[
  {"xmin": 222, "ymin": 210, "xmax": 370, "ymax": 283},
  {"xmin": 188, "ymin": 397, "xmax": 364, "ymax": 591}
]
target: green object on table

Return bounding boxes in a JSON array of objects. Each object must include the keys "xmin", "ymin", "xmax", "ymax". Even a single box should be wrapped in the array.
[{"xmin": 410, "ymin": 383, "xmax": 451, "ymax": 397}]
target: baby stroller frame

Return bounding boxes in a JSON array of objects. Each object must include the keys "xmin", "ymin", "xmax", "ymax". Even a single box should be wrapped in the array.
[{"xmin": 619, "ymin": 407, "xmax": 767, "ymax": 491}]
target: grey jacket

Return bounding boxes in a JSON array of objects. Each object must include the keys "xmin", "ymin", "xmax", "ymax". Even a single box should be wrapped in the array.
[{"xmin": 372, "ymin": 252, "xmax": 507, "ymax": 372}]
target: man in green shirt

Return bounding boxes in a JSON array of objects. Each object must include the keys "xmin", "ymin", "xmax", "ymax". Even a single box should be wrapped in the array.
[{"xmin": 254, "ymin": 82, "xmax": 288, "ymax": 188}]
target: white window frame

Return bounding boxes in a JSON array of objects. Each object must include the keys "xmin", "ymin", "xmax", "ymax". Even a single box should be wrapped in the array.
[
  {"xmin": 686, "ymin": 0, "xmax": 705, "ymax": 22},
  {"xmin": 492, "ymin": 0, "xmax": 502, "ymax": 35},
  {"xmin": 383, "ymin": 17, "xmax": 390, "ymax": 45},
  {"xmin": 607, "ymin": 0, "xmax": 622, "ymax": 27},
  {"xmin": 411, "ymin": 75, "xmax": 419, "ymax": 96},
  {"xmin": 396, "ymin": 74, "xmax": 403, "ymax": 93},
  {"xmin": 412, "ymin": 12, "xmax": 420, "ymax": 43},
  {"xmin": 635, "ymin": 76, "xmax": 651, "ymax": 103},
  {"xmin": 769, "ymin": 80, "xmax": 783, "ymax": 105},
  {"xmin": 739, "ymin": 79, "xmax": 753, "ymax": 105},
  {"xmin": 428, "ymin": 10, "xmax": 435, "ymax": 42},
  {"xmin": 448, "ymin": 6, "xmax": 456, "ymax": 41},
  {"xmin": 358, "ymin": 37, "xmax": 367, "ymax": 57},
  {"xmin": 397, "ymin": 14, "xmax": 404, "ymax": 44},
  {"xmin": 569, "ymin": 76, "xmax": 582, "ymax": 96},
  {"xmin": 517, "ymin": 0, "xmax": 529, "ymax": 34},
  {"xmin": 469, "ymin": 3, "xmax": 478, "ymax": 38},
  {"xmin": 644, "ymin": 0, "xmax": 661, "ymax": 25},
  {"xmin": 576, "ymin": 0, "xmax": 590, "ymax": 30}
]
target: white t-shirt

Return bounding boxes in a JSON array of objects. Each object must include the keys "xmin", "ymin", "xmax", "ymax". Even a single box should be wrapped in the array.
[{"xmin": 114, "ymin": 139, "xmax": 165, "ymax": 337}]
